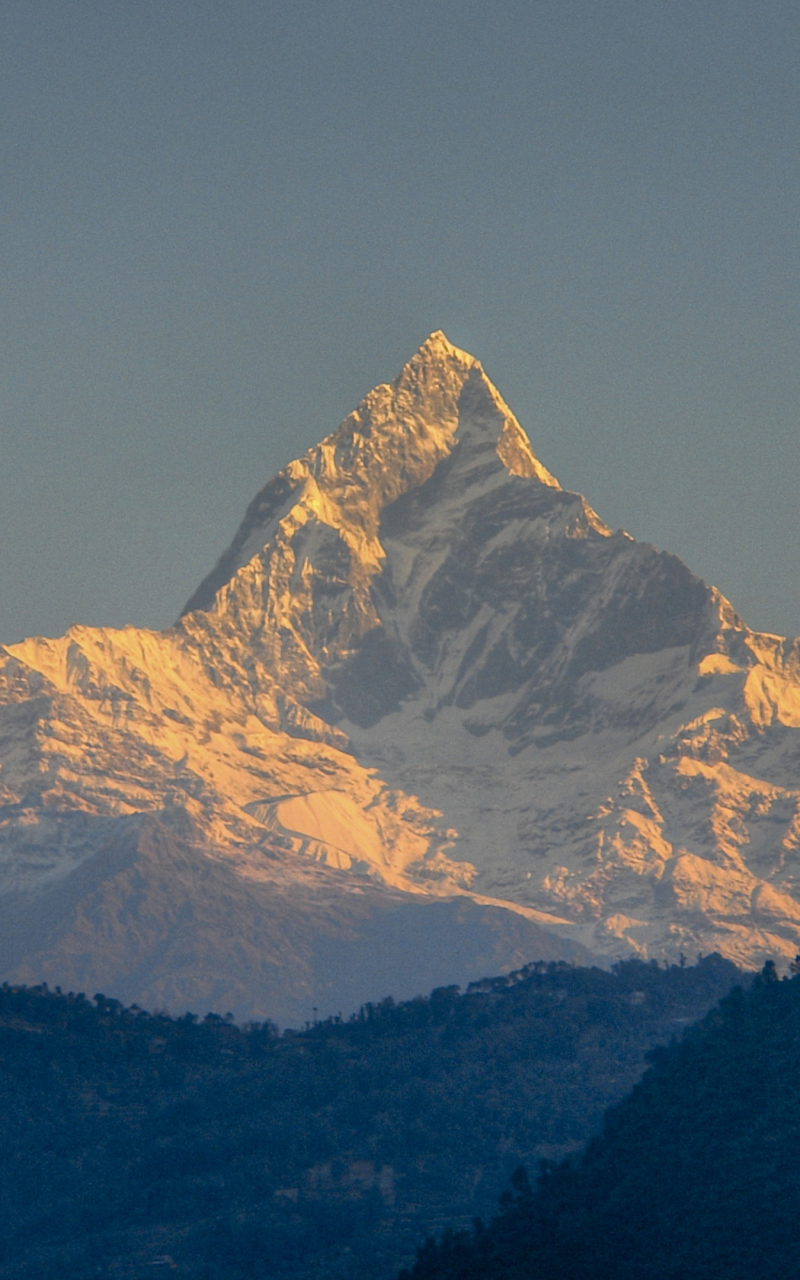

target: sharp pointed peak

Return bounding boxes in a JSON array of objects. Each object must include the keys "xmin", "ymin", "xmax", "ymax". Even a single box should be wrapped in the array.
[
  {"xmin": 183, "ymin": 332, "xmax": 564, "ymax": 613},
  {"xmin": 420, "ymin": 328, "xmax": 457, "ymax": 350},
  {"xmin": 412, "ymin": 330, "xmax": 478, "ymax": 367}
]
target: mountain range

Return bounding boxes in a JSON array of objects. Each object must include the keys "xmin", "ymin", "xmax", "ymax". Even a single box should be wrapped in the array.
[{"xmin": 1, "ymin": 332, "xmax": 799, "ymax": 1019}]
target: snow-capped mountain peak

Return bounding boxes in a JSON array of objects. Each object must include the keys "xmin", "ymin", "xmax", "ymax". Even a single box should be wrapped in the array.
[
  {"xmin": 183, "ymin": 332, "xmax": 560, "ymax": 618},
  {"xmin": 1, "ymin": 333, "xmax": 800, "ymax": 1019}
]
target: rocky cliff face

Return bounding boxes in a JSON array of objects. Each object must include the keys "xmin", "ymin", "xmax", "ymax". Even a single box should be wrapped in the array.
[{"xmin": 1, "ymin": 332, "xmax": 799, "ymax": 1012}]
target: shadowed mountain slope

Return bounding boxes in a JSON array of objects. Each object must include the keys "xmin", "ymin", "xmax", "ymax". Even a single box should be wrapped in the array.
[{"xmin": 0, "ymin": 818, "xmax": 588, "ymax": 1025}]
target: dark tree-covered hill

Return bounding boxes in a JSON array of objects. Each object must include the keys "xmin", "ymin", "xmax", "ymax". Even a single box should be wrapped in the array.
[
  {"xmin": 0, "ymin": 956, "xmax": 741, "ymax": 1279},
  {"xmin": 404, "ymin": 961, "xmax": 798, "ymax": 1280}
]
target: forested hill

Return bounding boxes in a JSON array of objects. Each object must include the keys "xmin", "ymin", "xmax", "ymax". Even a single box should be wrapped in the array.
[
  {"xmin": 404, "ymin": 961, "xmax": 799, "ymax": 1280},
  {"xmin": 0, "ymin": 957, "xmax": 741, "ymax": 1279}
]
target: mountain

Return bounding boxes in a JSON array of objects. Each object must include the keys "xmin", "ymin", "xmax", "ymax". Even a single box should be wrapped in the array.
[
  {"xmin": 1, "ymin": 332, "xmax": 799, "ymax": 1014},
  {"xmin": 402, "ymin": 962, "xmax": 799, "ymax": 1280},
  {"xmin": 0, "ymin": 818, "xmax": 586, "ymax": 1025}
]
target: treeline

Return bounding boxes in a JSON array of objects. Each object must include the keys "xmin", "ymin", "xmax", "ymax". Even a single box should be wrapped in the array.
[
  {"xmin": 0, "ymin": 955, "xmax": 742, "ymax": 1278},
  {"xmin": 403, "ymin": 961, "xmax": 799, "ymax": 1280}
]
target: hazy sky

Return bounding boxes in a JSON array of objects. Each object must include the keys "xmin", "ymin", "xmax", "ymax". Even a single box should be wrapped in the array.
[{"xmin": 1, "ymin": 1, "xmax": 798, "ymax": 644}]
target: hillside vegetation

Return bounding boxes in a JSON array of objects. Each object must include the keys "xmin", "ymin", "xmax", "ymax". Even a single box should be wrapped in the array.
[
  {"xmin": 404, "ymin": 961, "xmax": 798, "ymax": 1280},
  {"xmin": 0, "ymin": 957, "xmax": 740, "ymax": 1278}
]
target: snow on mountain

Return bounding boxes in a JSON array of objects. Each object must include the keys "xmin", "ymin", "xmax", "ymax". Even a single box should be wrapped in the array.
[{"xmin": 1, "ymin": 331, "xmax": 799, "ymax": 1010}]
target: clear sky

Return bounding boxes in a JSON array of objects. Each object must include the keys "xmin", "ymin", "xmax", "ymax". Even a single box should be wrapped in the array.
[{"xmin": 1, "ymin": 0, "xmax": 798, "ymax": 644}]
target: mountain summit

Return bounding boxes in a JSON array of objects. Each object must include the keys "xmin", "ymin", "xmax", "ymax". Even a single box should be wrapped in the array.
[
  {"xmin": 183, "ymin": 331, "xmax": 559, "ymax": 623},
  {"xmin": 1, "ymin": 334, "xmax": 800, "ymax": 1014}
]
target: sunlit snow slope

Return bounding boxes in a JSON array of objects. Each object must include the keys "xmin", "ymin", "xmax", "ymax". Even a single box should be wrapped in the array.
[{"xmin": 2, "ymin": 332, "xmax": 800, "ymax": 1010}]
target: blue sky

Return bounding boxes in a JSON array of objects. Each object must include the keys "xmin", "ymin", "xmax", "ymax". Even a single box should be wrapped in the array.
[{"xmin": 1, "ymin": 1, "xmax": 798, "ymax": 642}]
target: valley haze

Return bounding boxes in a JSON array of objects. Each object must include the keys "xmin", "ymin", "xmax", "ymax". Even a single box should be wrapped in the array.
[{"xmin": 1, "ymin": 333, "xmax": 799, "ymax": 1021}]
